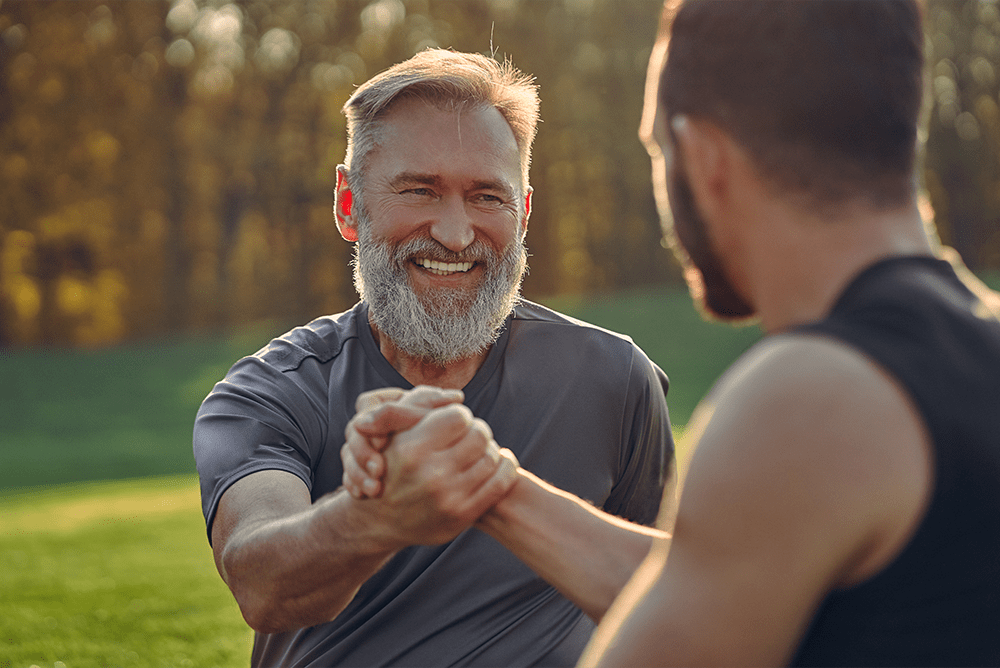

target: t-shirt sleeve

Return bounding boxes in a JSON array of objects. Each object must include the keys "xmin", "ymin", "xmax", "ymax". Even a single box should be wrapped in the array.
[
  {"xmin": 604, "ymin": 345, "xmax": 674, "ymax": 526},
  {"xmin": 192, "ymin": 353, "xmax": 328, "ymax": 545}
]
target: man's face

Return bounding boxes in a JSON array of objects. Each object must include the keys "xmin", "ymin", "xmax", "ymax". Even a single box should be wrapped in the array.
[
  {"xmin": 639, "ymin": 43, "xmax": 755, "ymax": 322},
  {"xmin": 352, "ymin": 97, "xmax": 529, "ymax": 363}
]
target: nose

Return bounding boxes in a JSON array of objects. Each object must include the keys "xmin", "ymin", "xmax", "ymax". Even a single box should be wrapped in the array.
[{"xmin": 429, "ymin": 196, "xmax": 475, "ymax": 252}]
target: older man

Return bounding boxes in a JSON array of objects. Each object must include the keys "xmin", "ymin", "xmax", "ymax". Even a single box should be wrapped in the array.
[
  {"xmin": 578, "ymin": 1, "xmax": 1000, "ymax": 666},
  {"xmin": 193, "ymin": 49, "xmax": 674, "ymax": 667}
]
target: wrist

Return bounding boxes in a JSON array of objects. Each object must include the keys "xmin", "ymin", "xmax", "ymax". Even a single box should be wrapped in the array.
[
  {"xmin": 317, "ymin": 489, "xmax": 408, "ymax": 556},
  {"xmin": 479, "ymin": 467, "xmax": 532, "ymax": 529}
]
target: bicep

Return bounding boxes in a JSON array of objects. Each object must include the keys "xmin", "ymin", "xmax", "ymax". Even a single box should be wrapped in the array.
[
  {"xmin": 639, "ymin": 336, "xmax": 930, "ymax": 664},
  {"xmin": 607, "ymin": 452, "xmax": 838, "ymax": 666},
  {"xmin": 212, "ymin": 470, "xmax": 312, "ymax": 579}
]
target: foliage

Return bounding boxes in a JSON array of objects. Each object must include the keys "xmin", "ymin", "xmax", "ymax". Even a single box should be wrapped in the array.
[
  {"xmin": 1, "ymin": 0, "xmax": 994, "ymax": 347},
  {"xmin": 0, "ymin": 0, "xmax": 672, "ymax": 347},
  {"xmin": 924, "ymin": 0, "xmax": 1000, "ymax": 269}
]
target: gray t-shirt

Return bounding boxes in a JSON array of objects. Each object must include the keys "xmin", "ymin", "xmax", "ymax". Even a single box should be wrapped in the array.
[{"xmin": 194, "ymin": 300, "xmax": 673, "ymax": 667}]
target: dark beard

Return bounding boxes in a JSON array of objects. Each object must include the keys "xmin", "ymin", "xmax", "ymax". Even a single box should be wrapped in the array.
[
  {"xmin": 667, "ymin": 160, "xmax": 756, "ymax": 322},
  {"xmin": 352, "ymin": 214, "xmax": 528, "ymax": 365}
]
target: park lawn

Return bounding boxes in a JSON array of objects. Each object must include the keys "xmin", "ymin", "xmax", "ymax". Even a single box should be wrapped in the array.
[
  {"xmin": 6, "ymin": 275, "xmax": 996, "ymax": 666},
  {"xmin": 1, "ymin": 285, "xmax": 755, "ymax": 666},
  {"xmin": 0, "ymin": 324, "xmax": 278, "ymax": 491},
  {"xmin": 0, "ymin": 285, "xmax": 761, "ymax": 493},
  {"xmin": 1, "ymin": 474, "xmax": 253, "ymax": 667}
]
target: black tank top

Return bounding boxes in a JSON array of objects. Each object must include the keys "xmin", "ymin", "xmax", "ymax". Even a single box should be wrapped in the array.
[{"xmin": 790, "ymin": 256, "xmax": 1000, "ymax": 666}]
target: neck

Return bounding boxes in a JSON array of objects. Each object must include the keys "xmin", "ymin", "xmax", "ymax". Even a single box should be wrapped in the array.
[
  {"xmin": 370, "ymin": 323, "xmax": 490, "ymax": 390},
  {"xmin": 739, "ymin": 197, "xmax": 935, "ymax": 334}
]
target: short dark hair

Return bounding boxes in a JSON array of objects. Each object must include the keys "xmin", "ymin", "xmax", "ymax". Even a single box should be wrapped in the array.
[{"xmin": 660, "ymin": 0, "xmax": 925, "ymax": 208}]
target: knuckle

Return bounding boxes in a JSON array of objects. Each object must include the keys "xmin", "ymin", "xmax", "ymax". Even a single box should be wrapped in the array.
[{"xmin": 471, "ymin": 417, "xmax": 493, "ymax": 439}]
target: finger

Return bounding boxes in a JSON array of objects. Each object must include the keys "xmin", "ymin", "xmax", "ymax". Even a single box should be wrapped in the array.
[
  {"xmin": 341, "ymin": 437, "xmax": 383, "ymax": 498},
  {"xmin": 342, "ymin": 425, "xmax": 386, "ymax": 496},
  {"xmin": 344, "ymin": 421, "xmax": 386, "ymax": 475},
  {"xmin": 352, "ymin": 387, "xmax": 465, "ymax": 440},
  {"xmin": 408, "ymin": 404, "xmax": 481, "ymax": 453},
  {"xmin": 400, "ymin": 385, "xmax": 465, "ymax": 410},
  {"xmin": 351, "ymin": 403, "xmax": 430, "ymax": 440},
  {"xmin": 389, "ymin": 403, "xmax": 476, "ymax": 454},
  {"xmin": 424, "ymin": 422, "xmax": 500, "ymax": 477},
  {"xmin": 454, "ymin": 448, "xmax": 522, "ymax": 519},
  {"xmin": 355, "ymin": 387, "xmax": 406, "ymax": 413},
  {"xmin": 497, "ymin": 447, "xmax": 520, "ymax": 470}
]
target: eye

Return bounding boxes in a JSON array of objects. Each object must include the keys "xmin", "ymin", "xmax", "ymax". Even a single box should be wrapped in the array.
[
  {"xmin": 472, "ymin": 193, "xmax": 505, "ymax": 205},
  {"xmin": 401, "ymin": 187, "xmax": 434, "ymax": 197}
]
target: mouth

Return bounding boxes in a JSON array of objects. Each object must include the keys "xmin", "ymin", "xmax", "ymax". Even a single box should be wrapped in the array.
[{"xmin": 413, "ymin": 258, "xmax": 476, "ymax": 276}]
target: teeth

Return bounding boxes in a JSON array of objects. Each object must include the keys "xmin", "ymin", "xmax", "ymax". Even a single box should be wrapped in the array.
[{"xmin": 416, "ymin": 258, "xmax": 474, "ymax": 275}]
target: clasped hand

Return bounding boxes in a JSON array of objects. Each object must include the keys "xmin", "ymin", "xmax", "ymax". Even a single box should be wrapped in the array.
[{"xmin": 341, "ymin": 386, "xmax": 519, "ymax": 547}]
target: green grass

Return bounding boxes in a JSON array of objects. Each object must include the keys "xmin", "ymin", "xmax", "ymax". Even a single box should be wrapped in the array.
[
  {"xmin": 0, "ymin": 285, "xmax": 753, "ymax": 665},
  {"xmin": 0, "ymin": 323, "xmax": 283, "ymax": 491},
  {"xmin": 1, "ymin": 475, "xmax": 253, "ymax": 668},
  {"xmin": 6, "ymin": 274, "xmax": 995, "ymax": 665},
  {"xmin": 0, "ymin": 287, "xmax": 757, "ymax": 493},
  {"xmin": 20, "ymin": 272, "xmax": 1000, "ymax": 666}
]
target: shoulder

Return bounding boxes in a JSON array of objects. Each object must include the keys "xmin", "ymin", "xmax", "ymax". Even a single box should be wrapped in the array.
[
  {"xmin": 510, "ymin": 299, "xmax": 666, "ymax": 386},
  {"xmin": 682, "ymin": 332, "xmax": 931, "ymax": 583},
  {"xmin": 698, "ymin": 333, "xmax": 925, "ymax": 463},
  {"xmin": 198, "ymin": 304, "xmax": 365, "ymax": 418},
  {"xmin": 510, "ymin": 299, "xmax": 646, "ymax": 360},
  {"xmin": 512, "ymin": 300, "xmax": 632, "ymax": 338},
  {"xmin": 250, "ymin": 303, "xmax": 365, "ymax": 373}
]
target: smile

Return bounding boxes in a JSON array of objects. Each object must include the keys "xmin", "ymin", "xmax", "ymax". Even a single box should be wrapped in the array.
[{"xmin": 414, "ymin": 258, "xmax": 475, "ymax": 276}]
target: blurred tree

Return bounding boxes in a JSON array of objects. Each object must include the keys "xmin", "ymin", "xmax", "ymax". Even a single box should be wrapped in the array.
[
  {"xmin": 0, "ymin": 0, "xmax": 994, "ymax": 347},
  {"xmin": 924, "ymin": 0, "xmax": 1000, "ymax": 269}
]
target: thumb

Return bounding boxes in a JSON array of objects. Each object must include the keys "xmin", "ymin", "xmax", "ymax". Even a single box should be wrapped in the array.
[
  {"xmin": 352, "ymin": 403, "xmax": 428, "ymax": 439},
  {"xmin": 356, "ymin": 387, "xmax": 406, "ymax": 413}
]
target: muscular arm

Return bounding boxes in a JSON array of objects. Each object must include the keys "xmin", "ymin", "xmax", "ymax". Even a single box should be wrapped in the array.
[
  {"xmin": 477, "ymin": 467, "xmax": 673, "ymax": 621},
  {"xmin": 213, "ymin": 404, "xmax": 517, "ymax": 634},
  {"xmin": 212, "ymin": 470, "xmax": 398, "ymax": 633},
  {"xmin": 578, "ymin": 335, "xmax": 933, "ymax": 666}
]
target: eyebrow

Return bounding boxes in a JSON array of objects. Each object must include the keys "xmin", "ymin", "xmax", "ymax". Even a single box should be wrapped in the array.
[
  {"xmin": 389, "ymin": 172, "xmax": 516, "ymax": 198},
  {"xmin": 470, "ymin": 179, "xmax": 516, "ymax": 198},
  {"xmin": 389, "ymin": 172, "xmax": 442, "ymax": 189}
]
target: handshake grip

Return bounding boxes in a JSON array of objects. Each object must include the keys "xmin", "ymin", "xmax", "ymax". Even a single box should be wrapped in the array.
[{"xmin": 341, "ymin": 386, "xmax": 521, "ymax": 547}]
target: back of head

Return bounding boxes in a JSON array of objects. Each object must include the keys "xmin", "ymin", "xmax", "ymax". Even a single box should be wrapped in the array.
[
  {"xmin": 660, "ymin": 0, "xmax": 925, "ymax": 209},
  {"xmin": 343, "ymin": 48, "xmax": 540, "ymax": 192}
]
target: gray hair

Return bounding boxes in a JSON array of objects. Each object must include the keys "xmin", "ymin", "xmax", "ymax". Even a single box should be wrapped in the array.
[{"xmin": 341, "ymin": 48, "xmax": 540, "ymax": 201}]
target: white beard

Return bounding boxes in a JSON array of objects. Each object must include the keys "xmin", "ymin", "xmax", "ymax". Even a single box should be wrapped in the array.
[{"xmin": 352, "ymin": 217, "xmax": 528, "ymax": 365}]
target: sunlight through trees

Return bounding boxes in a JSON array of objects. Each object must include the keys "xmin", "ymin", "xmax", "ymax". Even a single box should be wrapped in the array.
[{"xmin": 0, "ymin": 0, "xmax": 995, "ymax": 346}]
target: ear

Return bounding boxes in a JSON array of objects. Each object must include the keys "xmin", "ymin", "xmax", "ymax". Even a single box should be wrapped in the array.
[
  {"xmin": 670, "ymin": 115, "xmax": 732, "ymax": 225},
  {"xmin": 335, "ymin": 165, "xmax": 358, "ymax": 242}
]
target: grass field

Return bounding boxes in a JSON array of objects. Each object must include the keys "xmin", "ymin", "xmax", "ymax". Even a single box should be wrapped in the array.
[
  {"xmin": 5, "ymin": 274, "xmax": 996, "ymax": 667},
  {"xmin": 1, "ymin": 476, "xmax": 253, "ymax": 667},
  {"xmin": 4, "ymin": 285, "xmax": 758, "ymax": 667},
  {"xmin": 0, "ymin": 286, "xmax": 762, "ymax": 493}
]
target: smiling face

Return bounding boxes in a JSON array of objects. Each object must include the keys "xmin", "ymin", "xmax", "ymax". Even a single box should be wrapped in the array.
[{"xmin": 343, "ymin": 96, "xmax": 530, "ymax": 364}]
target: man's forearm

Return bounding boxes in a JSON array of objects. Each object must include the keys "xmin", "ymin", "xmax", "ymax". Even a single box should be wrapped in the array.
[
  {"xmin": 220, "ymin": 490, "xmax": 399, "ymax": 634},
  {"xmin": 476, "ymin": 469, "xmax": 670, "ymax": 621}
]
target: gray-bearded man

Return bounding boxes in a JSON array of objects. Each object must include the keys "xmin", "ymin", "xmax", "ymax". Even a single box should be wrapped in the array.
[{"xmin": 193, "ymin": 48, "xmax": 675, "ymax": 667}]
